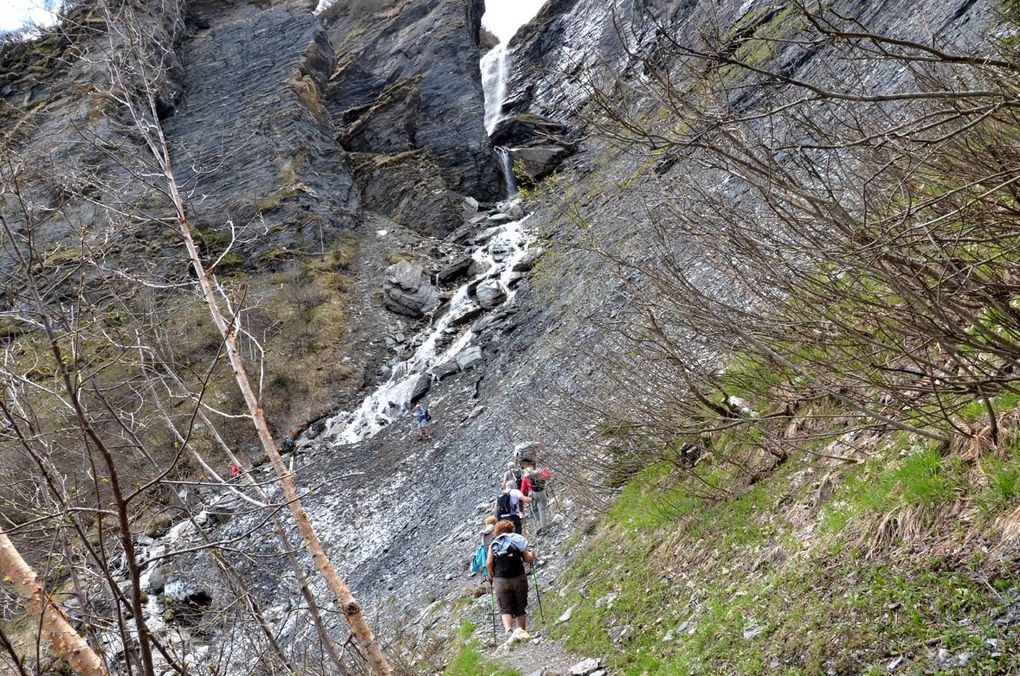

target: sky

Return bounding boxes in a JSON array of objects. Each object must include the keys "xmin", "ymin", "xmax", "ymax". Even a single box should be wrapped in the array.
[
  {"xmin": 481, "ymin": 0, "xmax": 546, "ymax": 43},
  {"xmin": 0, "ymin": 0, "xmax": 60, "ymax": 33}
]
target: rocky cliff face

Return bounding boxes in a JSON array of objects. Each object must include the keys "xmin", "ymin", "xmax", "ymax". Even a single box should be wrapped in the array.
[
  {"xmin": 164, "ymin": 0, "xmax": 359, "ymax": 259},
  {"xmin": 323, "ymin": 0, "xmax": 502, "ymax": 233}
]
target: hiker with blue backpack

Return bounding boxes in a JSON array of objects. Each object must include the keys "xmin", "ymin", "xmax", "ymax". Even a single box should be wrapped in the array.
[
  {"xmin": 494, "ymin": 478, "xmax": 531, "ymax": 534},
  {"xmin": 470, "ymin": 516, "xmax": 498, "ymax": 578},
  {"xmin": 487, "ymin": 519, "xmax": 536, "ymax": 638},
  {"xmin": 411, "ymin": 403, "xmax": 431, "ymax": 440}
]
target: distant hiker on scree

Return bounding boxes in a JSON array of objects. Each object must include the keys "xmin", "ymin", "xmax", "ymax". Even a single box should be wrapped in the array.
[
  {"xmin": 487, "ymin": 519, "xmax": 536, "ymax": 636},
  {"xmin": 494, "ymin": 478, "xmax": 531, "ymax": 534},
  {"xmin": 412, "ymin": 403, "xmax": 430, "ymax": 440}
]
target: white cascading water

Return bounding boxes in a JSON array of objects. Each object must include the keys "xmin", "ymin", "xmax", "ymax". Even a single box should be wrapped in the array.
[
  {"xmin": 481, "ymin": 43, "xmax": 509, "ymax": 134},
  {"xmin": 323, "ymin": 219, "xmax": 531, "ymax": 443},
  {"xmin": 320, "ymin": 3, "xmax": 543, "ymax": 444},
  {"xmin": 122, "ymin": 1, "xmax": 545, "ymax": 663},
  {"xmin": 495, "ymin": 146, "xmax": 518, "ymax": 196}
]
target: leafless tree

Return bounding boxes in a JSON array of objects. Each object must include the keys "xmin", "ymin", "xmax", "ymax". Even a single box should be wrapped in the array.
[{"xmin": 535, "ymin": 1, "xmax": 1020, "ymax": 502}]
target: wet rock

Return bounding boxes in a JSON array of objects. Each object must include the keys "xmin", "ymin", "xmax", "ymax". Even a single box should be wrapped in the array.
[
  {"xmin": 431, "ymin": 360, "xmax": 460, "ymax": 380},
  {"xmin": 305, "ymin": 417, "xmax": 327, "ymax": 440},
  {"xmin": 163, "ymin": 581, "xmax": 213, "ymax": 627},
  {"xmin": 491, "ymin": 241, "xmax": 514, "ymax": 263},
  {"xmin": 449, "ymin": 303, "xmax": 485, "ymax": 327},
  {"xmin": 490, "ymin": 113, "xmax": 573, "ymax": 148},
  {"xmin": 456, "ymin": 346, "xmax": 484, "ymax": 371},
  {"xmin": 142, "ymin": 566, "xmax": 165, "ymax": 595},
  {"xmin": 475, "ymin": 280, "xmax": 507, "ymax": 309},
  {"xmin": 463, "ymin": 196, "xmax": 479, "ymax": 219},
  {"xmin": 508, "ymin": 145, "xmax": 572, "ymax": 182},
  {"xmin": 501, "ymin": 202, "xmax": 526, "ymax": 221},
  {"xmin": 438, "ymin": 256, "xmax": 474, "ymax": 284},
  {"xmin": 410, "ymin": 374, "xmax": 431, "ymax": 402},
  {"xmin": 383, "ymin": 261, "xmax": 440, "ymax": 317},
  {"xmin": 474, "ymin": 225, "xmax": 504, "ymax": 243},
  {"xmin": 468, "ymin": 259, "xmax": 492, "ymax": 277},
  {"xmin": 486, "ymin": 213, "xmax": 512, "ymax": 225}
]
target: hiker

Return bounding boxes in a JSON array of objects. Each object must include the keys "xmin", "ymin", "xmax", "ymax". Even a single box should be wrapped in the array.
[
  {"xmin": 470, "ymin": 515, "xmax": 500, "ymax": 579},
  {"xmin": 501, "ymin": 461, "xmax": 523, "ymax": 490},
  {"xmin": 482, "ymin": 515, "xmax": 497, "ymax": 548},
  {"xmin": 528, "ymin": 466, "xmax": 552, "ymax": 533},
  {"xmin": 487, "ymin": 519, "xmax": 536, "ymax": 636},
  {"xmin": 494, "ymin": 478, "xmax": 531, "ymax": 534},
  {"xmin": 411, "ymin": 403, "xmax": 430, "ymax": 440}
]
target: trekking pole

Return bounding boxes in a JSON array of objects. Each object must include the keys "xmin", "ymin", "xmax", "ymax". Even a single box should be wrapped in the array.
[
  {"xmin": 531, "ymin": 563, "xmax": 546, "ymax": 625},
  {"xmin": 488, "ymin": 580, "xmax": 498, "ymax": 644}
]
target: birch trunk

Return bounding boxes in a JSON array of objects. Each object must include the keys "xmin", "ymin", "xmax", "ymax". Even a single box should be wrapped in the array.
[
  {"xmin": 144, "ymin": 103, "xmax": 392, "ymax": 675},
  {"xmin": 0, "ymin": 531, "xmax": 108, "ymax": 675}
]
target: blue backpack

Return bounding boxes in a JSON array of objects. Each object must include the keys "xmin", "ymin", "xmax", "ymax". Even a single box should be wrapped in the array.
[{"xmin": 470, "ymin": 544, "xmax": 488, "ymax": 579}]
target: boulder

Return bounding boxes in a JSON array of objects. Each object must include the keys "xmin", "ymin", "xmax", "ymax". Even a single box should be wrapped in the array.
[
  {"xmin": 437, "ymin": 256, "xmax": 474, "ymax": 284},
  {"xmin": 409, "ymin": 374, "xmax": 431, "ymax": 402},
  {"xmin": 387, "ymin": 260, "xmax": 422, "ymax": 291},
  {"xmin": 474, "ymin": 225, "xmax": 504, "ymax": 244},
  {"xmin": 463, "ymin": 196, "xmax": 479, "ymax": 220},
  {"xmin": 430, "ymin": 360, "xmax": 460, "ymax": 380},
  {"xmin": 383, "ymin": 261, "xmax": 441, "ymax": 317},
  {"xmin": 475, "ymin": 280, "xmax": 507, "ymax": 309},
  {"xmin": 468, "ymin": 259, "xmax": 492, "ymax": 277},
  {"xmin": 501, "ymin": 202, "xmax": 526, "ymax": 220},
  {"xmin": 490, "ymin": 113, "xmax": 573, "ymax": 148},
  {"xmin": 449, "ymin": 302, "xmax": 486, "ymax": 327},
  {"xmin": 513, "ymin": 247, "xmax": 544, "ymax": 272},
  {"xmin": 569, "ymin": 658, "xmax": 605, "ymax": 676},
  {"xmin": 456, "ymin": 346, "xmax": 484, "ymax": 371},
  {"xmin": 508, "ymin": 145, "xmax": 572, "ymax": 182}
]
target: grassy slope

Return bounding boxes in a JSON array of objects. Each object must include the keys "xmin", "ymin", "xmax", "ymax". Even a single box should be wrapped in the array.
[{"xmin": 540, "ymin": 399, "xmax": 1020, "ymax": 674}]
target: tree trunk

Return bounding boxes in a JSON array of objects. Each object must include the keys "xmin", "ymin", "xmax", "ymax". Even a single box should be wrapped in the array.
[
  {"xmin": 147, "ymin": 111, "xmax": 392, "ymax": 675},
  {"xmin": 0, "ymin": 531, "xmax": 108, "ymax": 675}
]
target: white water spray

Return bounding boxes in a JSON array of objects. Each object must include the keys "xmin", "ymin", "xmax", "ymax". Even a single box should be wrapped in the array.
[
  {"xmin": 481, "ymin": 43, "xmax": 509, "ymax": 134},
  {"xmin": 324, "ymin": 217, "xmax": 532, "ymax": 443}
]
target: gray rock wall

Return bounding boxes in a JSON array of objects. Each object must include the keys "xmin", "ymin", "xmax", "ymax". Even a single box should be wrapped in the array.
[
  {"xmin": 323, "ymin": 0, "xmax": 501, "ymax": 203},
  {"xmin": 164, "ymin": 0, "xmax": 359, "ymax": 259}
]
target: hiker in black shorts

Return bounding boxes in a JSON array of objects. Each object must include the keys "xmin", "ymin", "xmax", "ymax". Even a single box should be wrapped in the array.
[{"xmin": 487, "ymin": 519, "xmax": 536, "ymax": 636}]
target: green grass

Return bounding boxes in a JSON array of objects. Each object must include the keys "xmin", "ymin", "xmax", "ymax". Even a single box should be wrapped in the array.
[
  {"xmin": 545, "ymin": 418, "xmax": 1020, "ymax": 674},
  {"xmin": 444, "ymin": 621, "xmax": 521, "ymax": 676}
]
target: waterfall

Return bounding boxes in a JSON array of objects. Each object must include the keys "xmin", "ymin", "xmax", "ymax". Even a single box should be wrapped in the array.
[
  {"xmin": 324, "ymin": 218, "xmax": 532, "ymax": 444},
  {"xmin": 495, "ymin": 146, "xmax": 518, "ymax": 196},
  {"xmin": 481, "ymin": 43, "xmax": 509, "ymax": 134}
]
